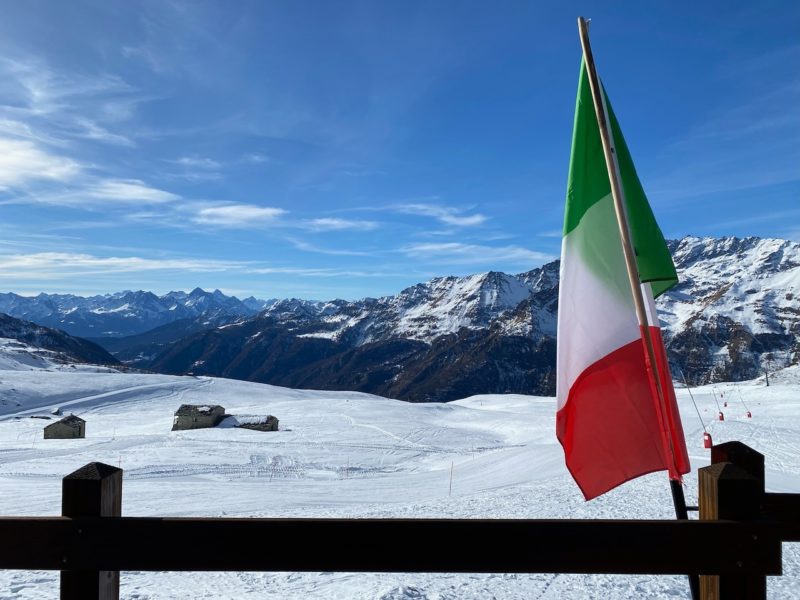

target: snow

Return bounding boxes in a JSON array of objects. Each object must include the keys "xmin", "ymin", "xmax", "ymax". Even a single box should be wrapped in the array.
[
  {"xmin": 0, "ymin": 338, "xmax": 117, "ymax": 373},
  {"xmin": 0, "ymin": 360, "xmax": 799, "ymax": 598},
  {"xmin": 297, "ymin": 330, "xmax": 340, "ymax": 340},
  {"xmin": 659, "ymin": 236, "xmax": 800, "ymax": 337},
  {"xmin": 218, "ymin": 414, "xmax": 274, "ymax": 427}
]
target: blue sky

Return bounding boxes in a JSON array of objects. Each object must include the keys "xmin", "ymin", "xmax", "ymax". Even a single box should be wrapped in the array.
[{"xmin": 0, "ymin": 1, "xmax": 797, "ymax": 300}]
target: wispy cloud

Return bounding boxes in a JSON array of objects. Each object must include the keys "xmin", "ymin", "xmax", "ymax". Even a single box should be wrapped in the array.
[
  {"xmin": 242, "ymin": 153, "xmax": 269, "ymax": 164},
  {"xmin": 651, "ymin": 51, "xmax": 800, "ymax": 203},
  {"xmin": 0, "ymin": 174, "xmax": 182, "ymax": 209},
  {"xmin": 248, "ymin": 266, "xmax": 402, "ymax": 278},
  {"xmin": 192, "ymin": 203, "xmax": 287, "ymax": 227},
  {"xmin": 402, "ymin": 242, "xmax": 553, "ymax": 266},
  {"xmin": 0, "ymin": 252, "xmax": 247, "ymax": 281},
  {"xmin": 0, "ymin": 137, "xmax": 80, "ymax": 187},
  {"xmin": 394, "ymin": 203, "xmax": 488, "ymax": 227},
  {"xmin": 164, "ymin": 156, "xmax": 224, "ymax": 182},
  {"xmin": 303, "ymin": 218, "xmax": 379, "ymax": 232},
  {"xmin": 87, "ymin": 179, "xmax": 180, "ymax": 204},
  {"xmin": 288, "ymin": 238, "xmax": 370, "ymax": 256},
  {"xmin": 171, "ymin": 156, "xmax": 221, "ymax": 169},
  {"xmin": 0, "ymin": 56, "xmax": 141, "ymax": 148},
  {"xmin": 0, "ymin": 119, "xmax": 67, "ymax": 146},
  {"xmin": 537, "ymin": 229, "xmax": 562, "ymax": 238},
  {"xmin": 73, "ymin": 118, "xmax": 134, "ymax": 146},
  {"xmin": 705, "ymin": 209, "xmax": 800, "ymax": 232}
]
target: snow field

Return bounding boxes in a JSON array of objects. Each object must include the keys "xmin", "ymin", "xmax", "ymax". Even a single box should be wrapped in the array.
[{"xmin": 0, "ymin": 366, "xmax": 798, "ymax": 598}]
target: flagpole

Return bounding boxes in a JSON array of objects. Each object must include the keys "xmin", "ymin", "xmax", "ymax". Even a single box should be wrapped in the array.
[{"xmin": 576, "ymin": 17, "xmax": 699, "ymax": 600}]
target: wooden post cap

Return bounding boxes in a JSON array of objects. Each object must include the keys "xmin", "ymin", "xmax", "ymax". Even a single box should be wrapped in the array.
[
  {"xmin": 711, "ymin": 442, "xmax": 765, "ymax": 494},
  {"xmin": 62, "ymin": 462, "xmax": 123, "ymax": 519},
  {"xmin": 64, "ymin": 463, "xmax": 121, "ymax": 481}
]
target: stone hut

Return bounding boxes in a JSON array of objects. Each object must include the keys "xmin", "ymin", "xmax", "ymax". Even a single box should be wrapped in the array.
[
  {"xmin": 44, "ymin": 414, "xmax": 85, "ymax": 439},
  {"xmin": 172, "ymin": 404, "xmax": 226, "ymax": 431},
  {"xmin": 235, "ymin": 415, "xmax": 279, "ymax": 432}
]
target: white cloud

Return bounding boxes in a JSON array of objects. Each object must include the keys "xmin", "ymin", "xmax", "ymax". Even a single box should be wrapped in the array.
[
  {"xmin": 193, "ymin": 203, "xmax": 287, "ymax": 227},
  {"xmin": 402, "ymin": 242, "xmax": 553, "ymax": 265},
  {"xmin": 242, "ymin": 153, "xmax": 269, "ymax": 163},
  {"xmin": 172, "ymin": 156, "xmax": 221, "ymax": 169},
  {"xmin": 87, "ymin": 179, "xmax": 180, "ymax": 203},
  {"xmin": 0, "ymin": 119, "xmax": 66, "ymax": 146},
  {"xmin": 394, "ymin": 203, "xmax": 488, "ymax": 227},
  {"xmin": 73, "ymin": 118, "xmax": 134, "ymax": 146},
  {"xmin": 288, "ymin": 238, "xmax": 370, "ymax": 256},
  {"xmin": 0, "ymin": 252, "xmax": 245, "ymax": 280},
  {"xmin": 0, "ymin": 57, "xmax": 140, "ymax": 147},
  {"xmin": 248, "ymin": 266, "xmax": 399, "ymax": 278},
  {"xmin": 0, "ymin": 137, "xmax": 80, "ymax": 187},
  {"xmin": 537, "ymin": 229, "xmax": 563, "ymax": 238},
  {"xmin": 304, "ymin": 218, "xmax": 379, "ymax": 232}
]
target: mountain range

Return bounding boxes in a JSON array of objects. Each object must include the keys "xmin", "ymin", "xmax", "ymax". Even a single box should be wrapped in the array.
[
  {"xmin": 0, "ymin": 235, "xmax": 797, "ymax": 400},
  {"xmin": 0, "ymin": 287, "xmax": 269, "ymax": 338}
]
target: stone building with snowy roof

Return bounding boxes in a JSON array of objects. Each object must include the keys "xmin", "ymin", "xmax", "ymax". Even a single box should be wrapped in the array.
[
  {"xmin": 172, "ymin": 404, "xmax": 225, "ymax": 431},
  {"xmin": 44, "ymin": 414, "xmax": 85, "ymax": 439},
  {"xmin": 219, "ymin": 414, "xmax": 279, "ymax": 432}
]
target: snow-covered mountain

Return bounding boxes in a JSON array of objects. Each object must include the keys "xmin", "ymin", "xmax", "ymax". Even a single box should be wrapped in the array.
[
  {"xmin": 660, "ymin": 236, "xmax": 800, "ymax": 382},
  {"xmin": 0, "ymin": 313, "xmax": 118, "ymax": 368},
  {"xmin": 253, "ymin": 263, "xmax": 560, "ymax": 345},
  {"xmin": 0, "ymin": 288, "xmax": 270, "ymax": 338},
  {"xmin": 145, "ymin": 236, "xmax": 799, "ymax": 399},
  {"xmin": 2, "ymin": 236, "xmax": 796, "ymax": 399}
]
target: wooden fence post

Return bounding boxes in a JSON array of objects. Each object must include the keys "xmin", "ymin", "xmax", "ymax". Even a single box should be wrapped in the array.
[
  {"xmin": 61, "ymin": 462, "xmax": 122, "ymax": 600},
  {"xmin": 699, "ymin": 443, "xmax": 766, "ymax": 600}
]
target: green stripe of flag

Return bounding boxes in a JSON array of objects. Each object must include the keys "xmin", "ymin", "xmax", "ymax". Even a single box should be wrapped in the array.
[{"xmin": 563, "ymin": 60, "xmax": 677, "ymax": 298}]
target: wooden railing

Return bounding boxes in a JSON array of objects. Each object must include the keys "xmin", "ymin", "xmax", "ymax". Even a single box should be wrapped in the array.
[{"xmin": 0, "ymin": 441, "xmax": 797, "ymax": 600}]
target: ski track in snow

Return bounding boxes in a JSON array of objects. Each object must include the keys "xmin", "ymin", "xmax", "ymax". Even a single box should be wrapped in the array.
[{"xmin": 0, "ymin": 368, "xmax": 798, "ymax": 598}]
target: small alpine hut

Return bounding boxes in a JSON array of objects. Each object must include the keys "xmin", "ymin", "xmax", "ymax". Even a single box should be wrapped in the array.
[
  {"xmin": 172, "ymin": 404, "xmax": 225, "ymax": 431},
  {"xmin": 234, "ymin": 415, "xmax": 279, "ymax": 432},
  {"xmin": 43, "ymin": 414, "xmax": 85, "ymax": 439}
]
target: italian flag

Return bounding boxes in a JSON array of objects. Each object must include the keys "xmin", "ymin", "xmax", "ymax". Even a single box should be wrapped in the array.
[{"xmin": 556, "ymin": 60, "xmax": 691, "ymax": 500}]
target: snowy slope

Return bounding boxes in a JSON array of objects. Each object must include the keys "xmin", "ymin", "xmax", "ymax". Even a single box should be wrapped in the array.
[
  {"xmin": 0, "ymin": 363, "xmax": 798, "ymax": 598},
  {"xmin": 0, "ymin": 312, "xmax": 117, "ymax": 367},
  {"xmin": 0, "ymin": 338, "xmax": 119, "ymax": 374}
]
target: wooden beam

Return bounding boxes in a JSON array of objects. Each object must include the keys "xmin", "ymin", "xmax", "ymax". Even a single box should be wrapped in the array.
[
  {"xmin": 0, "ymin": 517, "xmax": 782, "ymax": 575},
  {"xmin": 762, "ymin": 493, "xmax": 800, "ymax": 540}
]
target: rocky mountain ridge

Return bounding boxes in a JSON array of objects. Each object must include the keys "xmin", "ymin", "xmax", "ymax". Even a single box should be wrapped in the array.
[
  {"xmin": 0, "ymin": 288, "xmax": 270, "ymax": 338},
  {"xmin": 147, "ymin": 236, "xmax": 799, "ymax": 399},
  {"xmin": 1, "ymin": 235, "xmax": 796, "ymax": 400}
]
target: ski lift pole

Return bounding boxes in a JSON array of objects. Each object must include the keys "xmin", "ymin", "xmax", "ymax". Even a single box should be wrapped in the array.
[
  {"xmin": 738, "ymin": 388, "xmax": 752, "ymax": 418},
  {"xmin": 680, "ymin": 370, "xmax": 712, "ymax": 449},
  {"xmin": 711, "ymin": 387, "xmax": 724, "ymax": 421}
]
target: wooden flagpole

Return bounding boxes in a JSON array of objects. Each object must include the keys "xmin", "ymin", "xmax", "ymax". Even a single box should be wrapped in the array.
[{"xmin": 576, "ymin": 17, "xmax": 699, "ymax": 599}]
